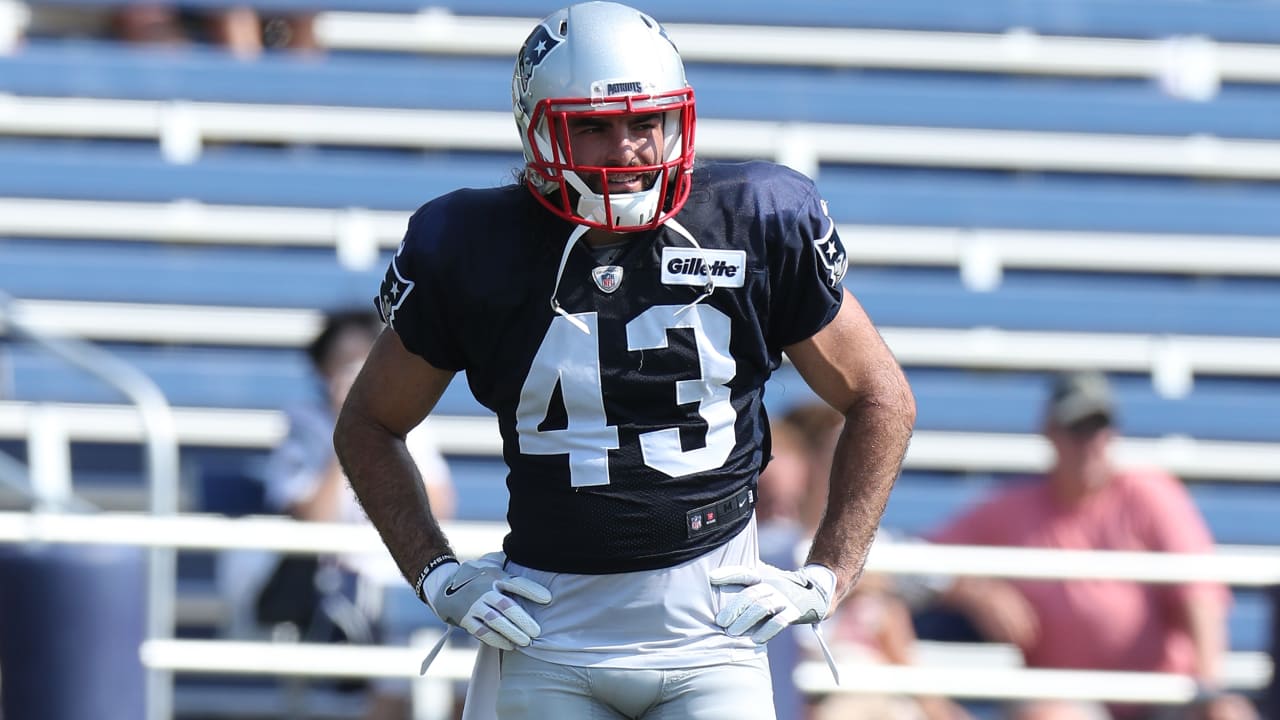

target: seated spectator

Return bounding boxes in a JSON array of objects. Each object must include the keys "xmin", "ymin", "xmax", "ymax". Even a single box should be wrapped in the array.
[
  {"xmin": 110, "ymin": 2, "xmax": 318, "ymax": 59},
  {"xmin": 762, "ymin": 401, "xmax": 971, "ymax": 720},
  {"xmin": 259, "ymin": 308, "xmax": 455, "ymax": 720},
  {"xmin": 926, "ymin": 371, "xmax": 1258, "ymax": 720}
]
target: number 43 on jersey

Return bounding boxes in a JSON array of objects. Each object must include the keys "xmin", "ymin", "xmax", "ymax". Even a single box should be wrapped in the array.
[{"xmin": 516, "ymin": 304, "xmax": 737, "ymax": 487}]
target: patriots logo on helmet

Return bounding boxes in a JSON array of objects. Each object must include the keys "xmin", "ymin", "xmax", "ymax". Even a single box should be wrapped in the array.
[{"xmin": 516, "ymin": 23, "xmax": 562, "ymax": 96}]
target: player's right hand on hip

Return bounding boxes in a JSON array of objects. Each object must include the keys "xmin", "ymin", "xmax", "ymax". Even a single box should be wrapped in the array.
[{"xmin": 424, "ymin": 553, "xmax": 552, "ymax": 651}]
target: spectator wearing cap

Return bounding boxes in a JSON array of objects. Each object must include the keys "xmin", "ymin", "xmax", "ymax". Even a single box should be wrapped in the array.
[{"xmin": 923, "ymin": 372, "xmax": 1256, "ymax": 720}]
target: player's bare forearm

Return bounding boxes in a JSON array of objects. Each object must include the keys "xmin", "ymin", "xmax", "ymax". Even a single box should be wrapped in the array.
[
  {"xmin": 334, "ymin": 407, "xmax": 453, "ymax": 585},
  {"xmin": 786, "ymin": 291, "xmax": 916, "ymax": 602},
  {"xmin": 805, "ymin": 380, "xmax": 915, "ymax": 601},
  {"xmin": 332, "ymin": 329, "xmax": 457, "ymax": 586}
]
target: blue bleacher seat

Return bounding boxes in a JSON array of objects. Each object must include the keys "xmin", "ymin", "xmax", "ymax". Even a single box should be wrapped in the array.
[
  {"xmin": 0, "ymin": 236, "xmax": 388, "ymax": 308},
  {"xmin": 814, "ymin": 168, "xmax": 1280, "ymax": 235},
  {"xmin": 6, "ymin": 42, "xmax": 1280, "ymax": 138},
  {"xmin": 7, "ymin": 138, "xmax": 1280, "ymax": 236},
  {"xmin": 0, "ymin": 140, "xmax": 516, "ymax": 210}
]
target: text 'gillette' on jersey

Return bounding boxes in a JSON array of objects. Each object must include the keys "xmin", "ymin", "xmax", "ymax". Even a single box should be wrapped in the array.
[
  {"xmin": 660, "ymin": 248, "xmax": 747, "ymax": 288},
  {"xmin": 377, "ymin": 161, "xmax": 848, "ymax": 575}
]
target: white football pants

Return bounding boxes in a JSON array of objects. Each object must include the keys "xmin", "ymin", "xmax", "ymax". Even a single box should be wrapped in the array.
[{"xmin": 494, "ymin": 650, "xmax": 776, "ymax": 719}]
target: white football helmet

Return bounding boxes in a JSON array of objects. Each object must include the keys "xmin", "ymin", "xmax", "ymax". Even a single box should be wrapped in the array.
[{"xmin": 512, "ymin": 2, "xmax": 696, "ymax": 232}]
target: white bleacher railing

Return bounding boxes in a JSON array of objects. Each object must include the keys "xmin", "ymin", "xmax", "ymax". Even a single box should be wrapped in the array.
[
  {"xmin": 6, "ymin": 512, "xmax": 1280, "ymax": 585},
  {"xmin": 5, "ymin": 198, "xmax": 1280, "ymax": 282},
  {"xmin": 3, "ymin": 401, "xmax": 1280, "ymax": 483},
  {"xmin": 136, "ymin": 636, "xmax": 1270, "ymax": 702},
  {"xmin": 2, "ymin": 299, "xmax": 323, "ymax": 347},
  {"xmin": 7, "ymin": 96, "xmax": 1280, "ymax": 182},
  {"xmin": 7, "ymin": 298, "xmax": 1280, "ymax": 395},
  {"xmin": 310, "ymin": 11, "xmax": 1280, "ymax": 86},
  {"xmin": 792, "ymin": 659, "xmax": 1269, "ymax": 705},
  {"xmin": 837, "ymin": 226, "xmax": 1280, "ymax": 280},
  {"xmin": 0, "ymin": 511, "xmax": 1273, "ymax": 707}
]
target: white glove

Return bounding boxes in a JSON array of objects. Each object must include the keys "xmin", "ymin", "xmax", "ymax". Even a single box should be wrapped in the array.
[
  {"xmin": 423, "ymin": 553, "xmax": 552, "ymax": 651},
  {"xmin": 709, "ymin": 563, "xmax": 836, "ymax": 644}
]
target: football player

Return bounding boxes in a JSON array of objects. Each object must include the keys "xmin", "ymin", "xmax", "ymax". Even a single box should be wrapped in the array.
[{"xmin": 334, "ymin": 3, "xmax": 916, "ymax": 718}]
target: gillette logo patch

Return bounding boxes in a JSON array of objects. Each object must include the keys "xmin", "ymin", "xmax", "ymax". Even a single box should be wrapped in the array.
[{"xmin": 660, "ymin": 248, "xmax": 747, "ymax": 288}]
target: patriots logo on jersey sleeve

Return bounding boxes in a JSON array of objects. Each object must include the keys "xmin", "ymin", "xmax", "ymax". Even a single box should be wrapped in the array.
[
  {"xmin": 813, "ymin": 198, "xmax": 848, "ymax": 289},
  {"xmin": 376, "ymin": 248, "xmax": 415, "ymax": 327}
]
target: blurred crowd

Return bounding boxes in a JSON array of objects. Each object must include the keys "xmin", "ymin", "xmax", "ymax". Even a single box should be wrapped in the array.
[
  {"xmin": 756, "ymin": 372, "xmax": 1264, "ymax": 720},
  {"xmin": 9, "ymin": 1, "xmax": 319, "ymax": 58}
]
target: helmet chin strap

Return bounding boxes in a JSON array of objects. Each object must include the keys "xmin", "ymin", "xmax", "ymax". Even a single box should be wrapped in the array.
[{"xmin": 548, "ymin": 217, "xmax": 716, "ymax": 336}]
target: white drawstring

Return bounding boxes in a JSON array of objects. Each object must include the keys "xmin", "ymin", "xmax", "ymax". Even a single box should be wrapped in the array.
[
  {"xmin": 549, "ymin": 224, "xmax": 592, "ymax": 334},
  {"xmin": 811, "ymin": 624, "xmax": 841, "ymax": 684},
  {"xmin": 419, "ymin": 626, "xmax": 454, "ymax": 675},
  {"xmin": 664, "ymin": 218, "xmax": 716, "ymax": 317},
  {"xmin": 547, "ymin": 218, "xmax": 716, "ymax": 334}
]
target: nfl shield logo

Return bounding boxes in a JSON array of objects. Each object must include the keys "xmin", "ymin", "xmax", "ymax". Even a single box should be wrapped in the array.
[
  {"xmin": 690, "ymin": 515, "xmax": 702, "ymax": 532},
  {"xmin": 591, "ymin": 265, "xmax": 624, "ymax": 294}
]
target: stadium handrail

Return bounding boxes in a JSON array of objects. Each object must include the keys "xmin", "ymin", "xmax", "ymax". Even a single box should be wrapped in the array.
[
  {"xmin": 2, "ymin": 401, "xmax": 1279, "ymax": 482},
  {"xmin": 309, "ymin": 12, "xmax": 1280, "ymax": 85},
  {"xmin": 0, "ymin": 292, "xmax": 180, "ymax": 720},
  {"xmin": 6, "ymin": 97, "xmax": 1280, "ymax": 180},
  {"xmin": 4, "ymin": 198, "xmax": 1279, "ymax": 280}
]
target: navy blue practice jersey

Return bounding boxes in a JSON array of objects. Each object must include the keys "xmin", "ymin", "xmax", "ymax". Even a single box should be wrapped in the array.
[{"xmin": 376, "ymin": 161, "xmax": 848, "ymax": 574}]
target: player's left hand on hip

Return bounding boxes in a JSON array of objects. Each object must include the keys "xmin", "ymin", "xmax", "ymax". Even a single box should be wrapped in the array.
[{"xmin": 709, "ymin": 563, "xmax": 837, "ymax": 643}]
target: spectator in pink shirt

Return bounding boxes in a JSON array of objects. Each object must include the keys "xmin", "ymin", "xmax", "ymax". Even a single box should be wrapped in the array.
[{"xmin": 928, "ymin": 371, "xmax": 1257, "ymax": 720}]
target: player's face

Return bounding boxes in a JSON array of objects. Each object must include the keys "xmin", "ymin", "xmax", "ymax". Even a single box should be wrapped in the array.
[{"xmin": 565, "ymin": 112, "xmax": 664, "ymax": 195}]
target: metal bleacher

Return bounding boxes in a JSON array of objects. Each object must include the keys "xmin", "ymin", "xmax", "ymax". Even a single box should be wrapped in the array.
[{"xmin": 2, "ymin": 0, "xmax": 1279, "ymax": 717}]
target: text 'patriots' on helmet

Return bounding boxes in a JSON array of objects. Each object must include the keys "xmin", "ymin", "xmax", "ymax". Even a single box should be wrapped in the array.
[{"xmin": 511, "ymin": 2, "xmax": 697, "ymax": 233}]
